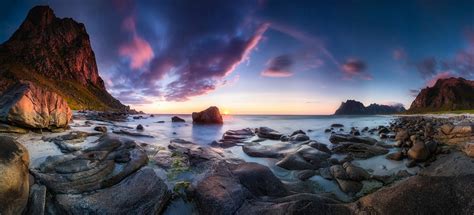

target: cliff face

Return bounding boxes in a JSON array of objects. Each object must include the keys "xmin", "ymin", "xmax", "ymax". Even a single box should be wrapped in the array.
[
  {"xmin": 409, "ymin": 77, "xmax": 474, "ymax": 113},
  {"xmin": 0, "ymin": 6, "xmax": 126, "ymax": 111},
  {"xmin": 334, "ymin": 100, "xmax": 405, "ymax": 115}
]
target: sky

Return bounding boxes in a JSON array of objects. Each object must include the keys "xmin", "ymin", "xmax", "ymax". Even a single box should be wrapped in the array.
[{"xmin": 0, "ymin": 0, "xmax": 473, "ymax": 115}]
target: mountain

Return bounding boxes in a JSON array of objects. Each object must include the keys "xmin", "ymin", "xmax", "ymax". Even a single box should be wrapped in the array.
[
  {"xmin": 334, "ymin": 100, "xmax": 406, "ymax": 115},
  {"xmin": 0, "ymin": 6, "xmax": 127, "ymax": 111},
  {"xmin": 409, "ymin": 77, "xmax": 474, "ymax": 113}
]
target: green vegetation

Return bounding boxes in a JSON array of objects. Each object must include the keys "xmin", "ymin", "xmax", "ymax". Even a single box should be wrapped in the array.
[
  {"xmin": 403, "ymin": 109, "xmax": 474, "ymax": 115},
  {"xmin": 1, "ymin": 63, "xmax": 123, "ymax": 111},
  {"xmin": 167, "ymin": 152, "xmax": 190, "ymax": 180}
]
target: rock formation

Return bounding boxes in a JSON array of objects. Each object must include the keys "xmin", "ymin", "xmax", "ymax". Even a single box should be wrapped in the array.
[
  {"xmin": 334, "ymin": 100, "xmax": 405, "ymax": 115},
  {"xmin": 409, "ymin": 77, "xmax": 474, "ymax": 113},
  {"xmin": 0, "ymin": 6, "xmax": 126, "ymax": 111},
  {"xmin": 0, "ymin": 136, "xmax": 30, "ymax": 215},
  {"xmin": 0, "ymin": 81, "xmax": 72, "ymax": 129},
  {"xmin": 192, "ymin": 106, "xmax": 223, "ymax": 124}
]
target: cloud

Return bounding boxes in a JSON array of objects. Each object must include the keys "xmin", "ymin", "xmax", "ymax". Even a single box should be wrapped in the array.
[
  {"xmin": 393, "ymin": 48, "xmax": 406, "ymax": 60},
  {"xmin": 261, "ymin": 55, "xmax": 294, "ymax": 77},
  {"xmin": 426, "ymin": 71, "xmax": 455, "ymax": 87},
  {"xmin": 341, "ymin": 58, "xmax": 372, "ymax": 80},
  {"xmin": 415, "ymin": 57, "xmax": 438, "ymax": 78},
  {"xmin": 409, "ymin": 89, "xmax": 420, "ymax": 97},
  {"xmin": 119, "ymin": 34, "xmax": 154, "ymax": 70}
]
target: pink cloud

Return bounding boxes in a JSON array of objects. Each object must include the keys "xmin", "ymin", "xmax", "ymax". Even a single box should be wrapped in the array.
[
  {"xmin": 261, "ymin": 69, "xmax": 293, "ymax": 77},
  {"xmin": 393, "ymin": 48, "xmax": 406, "ymax": 60},
  {"xmin": 119, "ymin": 16, "xmax": 154, "ymax": 70},
  {"xmin": 119, "ymin": 35, "xmax": 154, "ymax": 70},
  {"xmin": 426, "ymin": 71, "xmax": 455, "ymax": 87},
  {"xmin": 341, "ymin": 58, "xmax": 373, "ymax": 80}
]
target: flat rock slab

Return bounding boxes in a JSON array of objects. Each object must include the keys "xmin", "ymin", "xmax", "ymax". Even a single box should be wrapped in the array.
[{"xmin": 55, "ymin": 167, "xmax": 170, "ymax": 215}]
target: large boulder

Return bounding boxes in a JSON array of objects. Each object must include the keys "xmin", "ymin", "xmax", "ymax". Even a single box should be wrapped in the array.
[
  {"xmin": 331, "ymin": 142, "xmax": 389, "ymax": 158},
  {"xmin": 0, "ymin": 81, "xmax": 72, "ymax": 129},
  {"xmin": 407, "ymin": 141, "xmax": 430, "ymax": 161},
  {"xmin": 192, "ymin": 106, "xmax": 223, "ymax": 124},
  {"xmin": 0, "ymin": 136, "xmax": 30, "ymax": 215},
  {"xmin": 54, "ymin": 167, "xmax": 170, "ymax": 214}
]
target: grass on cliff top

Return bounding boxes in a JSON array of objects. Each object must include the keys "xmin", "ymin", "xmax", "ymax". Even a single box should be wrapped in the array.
[
  {"xmin": 402, "ymin": 109, "xmax": 474, "ymax": 115},
  {"xmin": 4, "ymin": 63, "xmax": 113, "ymax": 110}
]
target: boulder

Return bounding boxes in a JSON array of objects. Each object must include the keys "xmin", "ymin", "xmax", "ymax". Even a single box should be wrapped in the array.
[
  {"xmin": 0, "ymin": 81, "xmax": 72, "ymax": 129},
  {"xmin": 171, "ymin": 116, "xmax": 185, "ymax": 122},
  {"xmin": 217, "ymin": 128, "xmax": 254, "ymax": 147},
  {"xmin": 395, "ymin": 129, "xmax": 409, "ymax": 141},
  {"xmin": 276, "ymin": 152, "xmax": 315, "ymax": 170},
  {"xmin": 343, "ymin": 162, "xmax": 370, "ymax": 181},
  {"xmin": 331, "ymin": 142, "xmax": 389, "ymax": 158},
  {"xmin": 256, "ymin": 127, "xmax": 283, "ymax": 140},
  {"xmin": 296, "ymin": 145, "xmax": 331, "ymax": 167},
  {"xmin": 94, "ymin": 126, "xmax": 107, "ymax": 133},
  {"xmin": 192, "ymin": 106, "xmax": 223, "ymax": 124},
  {"xmin": 25, "ymin": 184, "xmax": 46, "ymax": 215},
  {"xmin": 386, "ymin": 151, "xmax": 404, "ymax": 161},
  {"xmin": 407, "ymin": 141, "xmax": 430, "ymax": 161},
  {"xmin": 54, "ymin": 167, "xmax": 170, "ymax": 214},
  {"xmin": 336, "ymin": 179, "xmax": 363, "ymax": 194},
  {"xmin": 463, "ymin": 142, "xmax": 474, "ymax": 157},
  {"xmin": 0, "ymin": 136, "xmax": 30, "ymax": 215},
  {"xmin": 242, "ymin": 142, "xmax": 291, "ymax": 158},
  {"xmin": 136, "ymin": 124, "xmax": 144, "ymax": 130},
  {"xmin": 289, "ymin": 133, "xmax": 310, "ymax": 142},
  {"xmin": 329, "ymin": 134, "xmax": 377, "ymax": 145}
]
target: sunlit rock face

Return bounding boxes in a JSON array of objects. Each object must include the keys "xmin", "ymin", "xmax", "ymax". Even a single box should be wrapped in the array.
[
  {"xmin": 409, "ymin": 77, "xmax": 474, "ymax": 113},
  {"xmin": 0, "ymin": 6, "xmax": 126, "ymax": 110},
  {"xmin": 192, "ymin": 106, "xmax": 224, "ymax": 124},
  {"xmin": 0, "ymin": 81, "xmax": 72, "ymax": 129}
]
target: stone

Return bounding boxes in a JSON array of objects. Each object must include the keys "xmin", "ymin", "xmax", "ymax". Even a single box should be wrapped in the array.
[
  {"xmin": 386, "ymin": 152, "xmax": 404, "ymax": 161},
  {"xmin": 171, "ymin": 116, "xmax": 185, "ymax": 122},
  {"xmin": 395, "ymin": 129, "xmax": 409, "ymax": 141},
  {"xmin": 331, "ymin": 142, "xmax": 389, "ymax": 159},
  {"xmin": 0, "ymin": 81, "xmax": 72, "ymax": 129},
  {"xmin": 307, "ymin": 141, "xmax": 331, "ymax": 154},
  {"xmin": 336, "ymin": 178, "xmax": 363, "ymax": 194},
  {"xmin": 343, "ymin": 162, "xmax": 370, "ymax": 181},
  {"xmin": 256, "ymin": 127, "xmax": 283, "ymax": 140},
  {"xmin": 231, "ymin": 162, "xmax": 288, "ymax": 197},
  {"xmin": 289, "ymin": 133, "xmax": 310, "ymax": 142},
  {"xmin": 407, "ymin": 141, "xmax": 430, "ymax": 161},
  {"xmin": 330, "ymin": 165, "xmax": 348, "ymax": 179},
  {"xmin": 0, "ymin": 136, "xmax": 30, "ymax": 215},
  {"xmin": 440, "ymin": 123, "xmax": 454, "ymax": 135},
  {"xmin": 218, "ymin": 128, "xmax": 254, "ymax": 147},
  {"xmin": 94, "ymin": 126, "xmax": 107, "ymax": 133},
  {"xmin": 192, "ymin": 106, "xmax": 223, "ymax": 124},
  {"xmin": 331, "ymin": 123, "xmax": 344, "ymax": 128},
  {"xmin": 296, "ymin": 170, "xmax": 317, "ymax": 180},
  {"xmin": 54, "ymin": 167, "xmax": 170, "ymax": 214},
  {"xmin": 136, "ymin": 124, "xmax": 144, "ymax": 130},
  {"xmin": 329, "ymin": 134, "xmax": 377, "ymax": 145},
  {"xmin": 276, "ymin": 152, "xmax": 316, "ymax": 170},
  {"xmin": 296, "ymin": 145, "xmax": 330, "ymax": 167},
  {"xmin": 290, "ymin": 130, "xmax": 306, "ymax": 136},
  {"xmin": 463, "ymin": 142, "xmax": 474, "ymax": 157},
  {"xmin": 0, "ymin": 123, "xmax": 29, "ymax": 134},
  {"xmin": 450, "ymin": 124, "xmax": 473, "ymax": 134},
  {"xmin": 242, "ymin": 142, "xmax": 292, "ymax": 158},
  {"xmin": 25, "ymin": 184, "xmax": 46, "ymax": 215}
]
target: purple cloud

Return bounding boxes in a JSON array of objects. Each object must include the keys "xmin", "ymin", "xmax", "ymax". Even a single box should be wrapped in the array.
[
  {"xmin": 261, "ymin": 55, "xmax": 294, "ymax": 78},
  {"xmin": 341, "ymin": 58, "xmax": 372, "ymax": 80}
]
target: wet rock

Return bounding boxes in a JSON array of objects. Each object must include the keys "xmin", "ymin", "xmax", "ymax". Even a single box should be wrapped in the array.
[
  {"xmin": 171, "ymin": 116, "xmax": 185, "ymax": 122},
  {"xmin": 343, "ymin": 162, "xmax": 370, "ymax": 181},
  {"xmin": 319, "ymin": 167, "xmax": 333, "ymax": 180},
  {"xmin": 290, "ymin": 129, "xmax": 306, "ymax": 136},
  {"xmin": 192, "ymin": 106, "xmax": 223, "ymax": 124},
  {"xmin": 407, "ymin": 141, "xmax": 430, "ymax": 161},
  {"xmin": 242, "ymin": 142, "xmax": 292, "ymax": 158},
  {"xmin": 0, "ymin": 81, "xmax": 72, "ymax": 129},
  {"xmin": 307, "ymin": 141, "xmax": 331, "ymax": 154},
  {"xmin": 463, "ymin": 142, "xmax": 474, "ymax": 157},
  {"xmin": 324, "ymin": 128, "xmax": 331, "ymax": 133},
  {"xmin": 168, "ymin": 139, "xmax": 222, "ymax": 165},
  {"xmin": 256, "ymin": 127, "xmax": 283, "ymax": 140},
  {"xmin": 217, "ymin": 128, "xmax": 254, "ymax": 147},
  {"xmin": 330, "ymin": 165, "xmax": 348, "ymax": 179},
  {"xmin": 296, "ymin": 170, "xmax": 317, "ymax": 180},
  {"xmin": 25, "ymin": 184, "xmax": 46, "ymax": 215},
  {"xmin": 296, "ymin": 145, "xmax": 331, "ymax": 167},
  {"xmin": 54, "ymin": 167, "xmax": 170, "ymax": 214},
  {"xmin": 0, "ymin": 136, "xmax": 30, "ymax": 215},
  {"xmin": 425, "ymin": 140, "xmax": 438, "ymax": 154},
  {"xmin": 336, "ymin": 178, "xmax": 363, "ymax": 194},
  {"xmin": 378, "ymin": 127, "xmax": 390, "ymax": 135},
  {"xmin": 136, "ymin": 124, "xmax": 144, "ymax": 130},
  {"xmin": 329, "ymin": 134, "xmax": 377, "ymax": 145},
  {"xmin": 440, "ymin": 123, "xmax": 454, "ymax": 135},
  {"xmin": 331, "ymin": 142, "xmax": 389, "ymax": 158},
  {"xmin": 112, "ymin": 129, "xmax": 154, "ymax": 138},
  {"xmin": 94, "ymin": 126, "xmax": 107, "ymax": 133},
  {"xmin": 386, "ymin": 151, "xmax": 404, "ymax": 161},
  {"xmin": 350, "ymin": 175, "xmax": 474, "ymax": 214},
  {"xmin": 231, "ymin": 162, "xmax": 288, "ymax": 197},
  {"xmin": 276, "ymin": 152, "xmax": 315, "ymax": 170},
  {"xmin": 0, "ymin": 123, "xmax": 29, "ymax": 134},
  {"xmin": 289, "ymin": 133, "xmax": 310, "ymax": 142},
  {"xmin": 156, "ymin": 120, "xmax": 165, "ymax": 123},
  {"xmin": 406, "ymin": 160, "xmax": 417, "ymax": 168},
  {"xmin": 331, "ymin": 123, "xmax": 344, "ymax": 128}
]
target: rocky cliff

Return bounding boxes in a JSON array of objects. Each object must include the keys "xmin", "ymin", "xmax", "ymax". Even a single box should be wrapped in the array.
[
  {"xmin": 409, "ymin": 77, "xmax": 474, "ymax": 113},
  {"xmin": 334, "ymin": 100, "xmax": 405, "ymax": 115},
  {"xmin": 0, "ymin": 6, "xmax": 126, "ymax": 111}
]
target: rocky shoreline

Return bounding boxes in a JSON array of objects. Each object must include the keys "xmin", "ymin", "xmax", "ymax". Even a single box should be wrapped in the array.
[{"xmin": 0, "ymin": 111, "xmax": 473, "ymax": 214}]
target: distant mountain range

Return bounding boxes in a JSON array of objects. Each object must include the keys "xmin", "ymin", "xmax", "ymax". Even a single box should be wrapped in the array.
[
  {"xmin": 0, "ymin": 6, "xmax": 126, "ymax": 111},
  {"xmin": 334, "ymin": 100, "xmax": 406, "ymax": 115},
  {"xmin": 408, "ymin": 77, "xmax": 474, "ymax": 113}
]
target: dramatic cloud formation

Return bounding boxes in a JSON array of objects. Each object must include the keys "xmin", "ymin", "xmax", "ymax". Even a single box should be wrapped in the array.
[
  {"xmin": 118, "ymin": 16, "xmax": 154, "ymax": 70},
  {"xmin": 426, "ymin": 71, "xmax": 455, "ymax": 87},
  {"xmin": 261, "ymin": 55, "xmax": 294, "ymax": 77},
  {"xmin": 341, "ymin": 58, "xmax": 372, "ymax": 80}
]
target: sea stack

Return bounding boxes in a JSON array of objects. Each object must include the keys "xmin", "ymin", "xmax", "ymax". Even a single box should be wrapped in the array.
[{"xmin": 192, "ymin": 106, "xmax": 223, "ymax": 124}]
